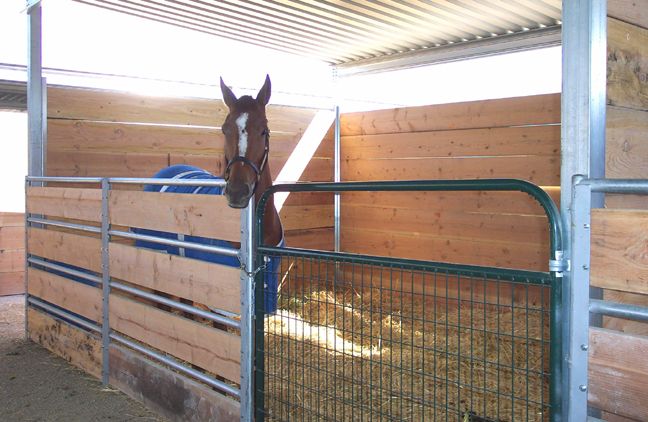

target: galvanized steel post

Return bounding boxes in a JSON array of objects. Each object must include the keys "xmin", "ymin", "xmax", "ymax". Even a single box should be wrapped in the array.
[
  {"xmin": 561, "ymin": 1, "xmax": 607, "ymax": 419},
  {"xmin": 240, "ymin": 198, "xmax": 255, "ymax": 422},
  {"xmin": 568, "ymin": 177, "xmax": 592, "ymax": 421},
  {"xmin": 100, "ymin": 178, "xmax": 111, "ymax": 386}
]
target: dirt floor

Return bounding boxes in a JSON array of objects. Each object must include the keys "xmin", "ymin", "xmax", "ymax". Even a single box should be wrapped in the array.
[{"xmin": 0, "ymin": 295, "xmax": 166, "ymax": 422}]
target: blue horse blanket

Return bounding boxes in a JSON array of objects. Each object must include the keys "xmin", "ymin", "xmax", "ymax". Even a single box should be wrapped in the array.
[{"xmin": 135, "ymin": 164, "xmax": 282, "ymax": 314}]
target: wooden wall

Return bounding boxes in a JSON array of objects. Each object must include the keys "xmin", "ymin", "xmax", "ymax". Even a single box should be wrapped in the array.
[
  {"xmin": 45, "ymin": 85, "xmax": 333, "ymax": 249},
  {"xmin": 339, "ymin": 94, "xmax": 561, "ymax": 272},
  {"xmin": 0, "ymin": 212, "xmax": 24, "ymax": 296},
  {"xmin": 587, "ymin": 3, "xmax": 648, "ymax": 420}
]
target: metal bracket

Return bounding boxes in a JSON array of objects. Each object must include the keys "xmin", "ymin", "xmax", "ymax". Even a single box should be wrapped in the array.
[{"xmin": 549, "ymin": 250, "xmax": 570, "ymax": 276}]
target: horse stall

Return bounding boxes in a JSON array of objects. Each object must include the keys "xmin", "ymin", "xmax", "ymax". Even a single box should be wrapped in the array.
[
  {"xmin": 25, "ymin": 81, "xmax": 566, "ymax": 421},
  {"xmin": 22, "ymin": 1, "xmax": 648, "ymax": 421},
  {"xmin": 255, "ymin": 94, "xmax": 562, "ymax": 421},
  {"xmin": 24, "ymin": 84, "xmax": 333, "ymax": 422}
]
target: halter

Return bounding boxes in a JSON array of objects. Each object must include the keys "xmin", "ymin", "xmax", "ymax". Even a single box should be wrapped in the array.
[{"xmin": 224, "ymin": 129, "xmax": 270, "ymax": 183}]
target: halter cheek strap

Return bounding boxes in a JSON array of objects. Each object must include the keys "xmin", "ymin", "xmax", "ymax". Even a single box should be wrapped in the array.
[{"xmin": 224, "ymin": 131, "xmax": 270, "ymax": 182}]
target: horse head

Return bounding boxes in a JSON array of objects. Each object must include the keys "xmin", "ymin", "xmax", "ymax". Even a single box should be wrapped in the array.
[{"xmin": 220, "ymin": 75, "xmax": 272, "ymax": 209}]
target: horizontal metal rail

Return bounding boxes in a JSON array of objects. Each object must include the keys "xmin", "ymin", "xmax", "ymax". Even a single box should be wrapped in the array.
[
  {"xmin": 108, "ymin": 177, "xmax": 227, "ymax": 187},
  {"xmin": 109, "ymin": 229, "xmax": 239, "ymax": 257},
  {"xmin": 27, "ymin": 176, "xmax": 103, "ymax": 183},
  {"xmin": 27, "ymin": 216, "xmax": 101, "ymax": 233},
  {"xmin": 580, "ymin": 178, "xmax": 648, "ymax": 194},
  {"xmin": 28, "ymin": 296, "xmax": 240, "ymax": 398},
  {"xmin": 28, "ymin": 256, "xmax": 102, "ymax": 284},
  {"xmin": 29, "ymin": 296, "xmax": 100, "ymax": 333},
  {"xmin": 26, "ymin": 176, "xmax": 228, "ymax": 188},
  {"xmin": 258, "ymin": 179, "xmax": 564, "ymax": 254},
  {"xmin": 590, "ymin": 299, "xmax": 648, "ymax": 323},
  {"xmin": 110, "ymin": 332, "xmax": 240, "ymax": 398},
  {"xmin": 28, "ymin": 258, "xmax": 240, "ymax": 328},
  {"xmin": 258, "ymin": 245, "xmax": 552, "ymax": 285},
  {"xmin": 111, "ymin": 281, "xmax": 240, "ymax": 329}
]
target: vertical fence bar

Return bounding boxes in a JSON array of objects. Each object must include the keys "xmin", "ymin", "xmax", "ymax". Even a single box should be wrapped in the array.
[
  {"xmin": 23, "ymin": 179, "xmax": 30, "ymax": 339},
  {"xmin": 240, "ymin": 198, "xmax": 255, "ymax": 422},
  {"xmin": 334, "ymin": 106, "xmax": 341, "ymax": 283},
  {"xmin": 100, "ymin": 178, "xmax": 111, "ymax": 386},
  {"xmin": 568, "ymin": 178, "xmax": 592, "ymax": 421},
  {"xmin": 334, "ymin": 105, "xmax": 341, "ymax": 253},
  {"xmin": 26, "ymin": 0, "xmax": 43, "ymax": 340}
]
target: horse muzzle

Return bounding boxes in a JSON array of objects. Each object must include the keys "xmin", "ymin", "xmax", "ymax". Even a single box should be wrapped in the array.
[{"xmin": 224, "ymin": 182, "xmax": 255, "ymax": 209}]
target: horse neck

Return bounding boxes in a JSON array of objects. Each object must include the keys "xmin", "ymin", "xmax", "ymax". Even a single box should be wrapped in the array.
[{"xmin": 255, "ymin": 166, "xmax": 282, "ymax": 246}]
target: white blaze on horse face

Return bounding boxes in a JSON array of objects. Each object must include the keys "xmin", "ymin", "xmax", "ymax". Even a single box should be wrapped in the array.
[{"xmin": 236, "ymin": 112, "xmax": 249, "ymax": 156}]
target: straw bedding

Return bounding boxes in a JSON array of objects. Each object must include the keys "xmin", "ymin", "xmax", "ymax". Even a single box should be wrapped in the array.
[{"xmin": 263, "ymin": 286, "xmax": 550, "ymax": 422}]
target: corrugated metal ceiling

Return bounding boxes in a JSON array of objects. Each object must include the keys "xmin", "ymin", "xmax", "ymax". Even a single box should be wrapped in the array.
[
  {"xmin": 0, "ymin": 81, "xmax": 27, "ymax": 111},
  {"xmin": 77, "ymin": 1, "xmax": 562, "ymax": 69}
]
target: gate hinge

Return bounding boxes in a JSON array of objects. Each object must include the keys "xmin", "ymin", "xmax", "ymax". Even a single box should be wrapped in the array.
[{"xmin": 549, "ymin": 250, "xmax": 570, "ymax": 277}]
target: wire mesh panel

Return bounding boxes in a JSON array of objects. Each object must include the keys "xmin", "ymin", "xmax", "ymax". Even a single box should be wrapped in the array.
[{"xmin": 255, "ymin": 251, "xmax": 553, "ymax": 422}]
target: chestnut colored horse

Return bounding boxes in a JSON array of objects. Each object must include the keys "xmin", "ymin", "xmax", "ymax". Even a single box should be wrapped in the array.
[{"xmin": 219, "ymin": 75, "xmax": 283, "ymax": 247}]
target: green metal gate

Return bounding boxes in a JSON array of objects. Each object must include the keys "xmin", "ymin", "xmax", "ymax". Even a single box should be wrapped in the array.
[{"xmin": 255, "ymin": 180, "xmax": 564, "ymax": 422}]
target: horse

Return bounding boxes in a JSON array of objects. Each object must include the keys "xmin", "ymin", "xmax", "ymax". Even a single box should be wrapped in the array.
[{"xmin": 136, "ymin": 75, "xmax": 283, "ymax": 314}]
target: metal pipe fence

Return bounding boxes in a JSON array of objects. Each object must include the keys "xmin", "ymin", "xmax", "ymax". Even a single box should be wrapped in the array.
[
  {"xmin": 255, "ymin": 179, "xmax": 565, "ymax": 422},
  {"xmin": 25, "ymin": 176, "xmax": 253, "ymax": 420},
  {"xmin": 569, "ymin": 177, "xmax": 648, "ymax": 420}
]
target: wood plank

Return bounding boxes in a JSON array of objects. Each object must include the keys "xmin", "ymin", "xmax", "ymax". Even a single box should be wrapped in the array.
[
  {"xmin": 46, "ymin": 150, "xmax": 170, "ymax": 178},
  {"xmin": 109, "ymin": 293, "xmax": 241, "ymax": 383},
  {"xmin": 0, "ymin": 272, "xmax": 24, "ymax": 296},
  {"xmin": 47, "ymin": 86, "xmax": 228, "ymax": 126},
  {"xmin": 109, "ymin": 242, "xmax": 240, "ymax": 313},
  {"xmin": 340, "ymin": 93, "xmax": 560, "ymax": 136},
  {"xmin": 339, "ymin": 190, "xmax": 561, "ymax": 216},
  {"xmin": 607, "ymin": 18, "xmax": 648, "ymax": 111},
  {"xmin": 591, "ymin": 209, "xmax": 648, "ymax": 295},
  {"xmin": 28, "ymin": 307, "xmax": 238, "ymax": 421},
  {"xmin": 27, "ymin": 228, "xmax": 101, "ymax": 272},
  {"xmin": 600, "ymin": 412, "xmax": 640, "ymax": 422},
  {"xmin": 280, "ymin": 204, "xmax": 333, "ymax": 231},
  {"xmin": 609, "ymin": 0, "xmax": 648, "ymax": 29},
  {"xmin": 47, "ymin": 85, "xmax": 316, "ymax": 133},
  {"xmin": 284, "ymin": 227, "xmax": 334, "ymax": 251},
  {"xmin": 27, "ymin": 268, "xmax": 102, "ymax": 322},
  {"xmin": 48, "ymin": 119, "xmax": 301, "ymax": 154},
  {"xmin": 341, "ymin": 228, "xmax": 547, "ymax": 271},
  {"xmin": 341, "ymin": 155, "xmax": 560, "ymax": 186},
  {"xmin": 109, "ymin": 190, "xmax": 240, "ymax": 241},
  {"xmin": 0, "ymin": 212, "xmax": 24, "ymax": 227},
  {"xmin": 342, "ymin": 125, "xmax": 560, "ymax": 159},
  {"xmin": 27, "ymin": 187, "xmax": 102, "ymax": 222},
  {"xmin": 109, "ymin": 344, "xmax": 239, "ymax": 422},
  {"xmin": 0, "ymin": 249, "xmax": 24, "ymax": 273},
  {"xmin": 606, "ymin": 106, "xmax": 648, "ymax": 179},
  {"xmin": 342, "ymin": 204, "xmax": 550, "ymax": 245},
  {"xmin": 589, "ymin": 327, "xmax": 648, "ymax": 420},
  {"xmin": 0, "ymin": 226, "xmax": 24, "ymax": 250},
  {"xmin": 27, "ymin": 307, "xmax": 102, "ymax": 379}
]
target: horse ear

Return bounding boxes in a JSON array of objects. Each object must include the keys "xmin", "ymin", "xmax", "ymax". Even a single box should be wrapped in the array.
[
  {"xmin": 256, "ymin": 75, "xmax": 271, "ymax": 106},
  {"xmin": 220, "ymin": 77, "xmax": 237, "ymax": 108}
]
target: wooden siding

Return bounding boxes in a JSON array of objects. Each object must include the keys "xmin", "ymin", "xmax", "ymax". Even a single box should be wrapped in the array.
[
  {"xmin": 0, "ymin": 212, "xmax": 24, "ymax": 296},
  {"xmin": 340, "ymin": 94, "xmax": 561, "ymax": 272}
]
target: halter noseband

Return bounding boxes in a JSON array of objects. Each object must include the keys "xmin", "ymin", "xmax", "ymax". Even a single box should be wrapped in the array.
[{"xmin": 224, "ymin": 129, "xmax": 270, "ymax": 183}]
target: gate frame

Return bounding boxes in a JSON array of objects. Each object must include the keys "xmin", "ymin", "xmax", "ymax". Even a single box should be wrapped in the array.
[{"xmin": 255, "ymin": 178, "xmax": 567, "ymax": 421}]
